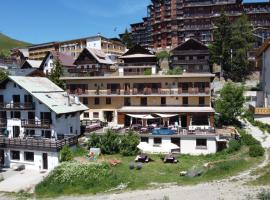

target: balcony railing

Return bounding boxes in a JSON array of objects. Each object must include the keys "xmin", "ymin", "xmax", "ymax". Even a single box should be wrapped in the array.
[
  {"xmin": 77, "ymin": 87, "xmax": 211, "ymax": 96},
  {"xmin": 0, "ymin": 135, "xmax": 78, "ymax": 152},
  {"xmin": 0, "ymin": 119, "xmax": 7, "ymax": 128},
  {"xmin": 250, "ymin": 106, "xmax": 270, "ymax": 115},
  {"xmin": 0, "ymin": 102, "xmax": 35, "ymax": 110},
  {"xmin": 119, "ymin": 62, "xmax": 156, "ymax": 67},
  {"xmin": 21, "ymin": 119, "xmax": 51, "ymax": 129}
]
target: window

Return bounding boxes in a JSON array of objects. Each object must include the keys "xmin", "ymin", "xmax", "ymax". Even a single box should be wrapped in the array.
[
  {"xmin": 11, "ymin": 150, "xmax": 20, "ymax": 160},
  {"xmin": 154, "ymin": 138, "xmax": 162, "ymax": 145},
  {"xmin": 12, "ymin": 95, "xmax": 20, "ymax": 103},
  {"xmin": 196, "ymin": 139, "xmax": 207, "ymax": 149},
  {"xmin": 94, "ymin": 97, "xmax": 100, "ymax": 105},
  {"xmin": 106, "ymin": 98, "xmax": 111, "ymax": 105},
  {"xmin": 161, "ymin": 97, "xmax": 166, "ymax": 105},
  {"xmin": 13, "ymin": 83, "xmax": 17, "ymax": 88},
  {"xmin": 70, "ymin": 126, "xmax": 73, "ymax": 134},
  {"xmin": 183, "ymin": 97, "xmax": 188, "ymax": 105},
  {"xmin": 0, "ymin": 95, "xmax": 3, "ymax": 103},
  {"xmin": 124, "ymin": 98, "xmax": 131, "ymax": 106},
  {"xmin": 141, "ymin": 137, "xmax": 149, "ymax": 143},
  {"xmin": 82, "ymin": 97, "xmax": 88, "ymax": 105},
  {"xmin": 140, "ymin": 97, "xmax": 147, "ymax": 106},
  {"xmin": 83, "ymin": 112, "xmax": 89, "ymax": 118},
  {"xmin": 28, "ymin": 112, "xmax": 35, "ymax": 120},
  {"xmin": 24, "ymin": 152, "xmax": 34, "ymax": 162},
  {"xmin": 42, "ymin": 130, "xmax": 51, "ymax": 138},
  {"xmin": 25, "ymin": 129, "xmax": 35, "ymax": 136},
  {"xmin": 199, "ymin": 97, "xmax": 205, "ymax": 106},
  {"xmin": 93, "ymin": 112, "xmax": 99, "ymax": 119},
  {"xmin": 11, "ymin": 111, "xmax": 21, "ymax": 119}
]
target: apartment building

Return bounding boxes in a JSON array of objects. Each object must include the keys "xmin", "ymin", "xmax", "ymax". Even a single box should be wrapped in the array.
[
  {"xmin": 62, "ymin": 44, "xmax": 221, "ymax": 155},
  {"xmin": 0, "ymin": 76, "xmax": 88, "ymax": 170},
  {"xmin": 125, "ymin": 0, "xmax": 270, "ymax": 49},
  {"xmin": 28, "ymin": 42, "xmax": 59, "ymax": 60}
]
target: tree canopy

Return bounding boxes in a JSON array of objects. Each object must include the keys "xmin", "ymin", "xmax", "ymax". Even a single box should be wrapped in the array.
[
  {"xmin": 121, "ymin": 29, "xmax": 133, "ymax": 49},
  {"xmin": 209, "ymin": 13, "xmax": 255, "ymax": 82},
  {"xmin": 215, "ymin": 82, "xmax": 245, "ymax": 125},
  {"xmin": 48, "ymin": 58, "xmax": 65, "ymax": 89}
]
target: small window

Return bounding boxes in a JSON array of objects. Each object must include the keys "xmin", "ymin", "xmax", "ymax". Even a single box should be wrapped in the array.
[
  {"xmin": 154, "ymin": 138, "xmax": 162, "ymax": 145},
  {"xmin": 26, "ymin": 129, "xmax": 35, "ymax": 136},
  {"xmin": 13, "ymin": 83, "xmax": 17, "ymax": 88},
  {"xmin": 83, "ymin": 112, "xmax": 89, "ymax": 118},
  {"xmin": 141, "ymin": 137, "xmax": 149, "ymax": 143},
  {"xmin": 199, "ymin": 97, "xmax": 205, "ymax": 106},
  {"xmin": 70, "ymin": 126, "xmax": 73, "ymax": 134},
  {"xmin": 11, "ymin": 111, "xmax": 21, "ymax": 119},
  {"xmin": 196, "ymin": 139, "xmax": 207, "ymax": 149},
  {"xmin": 106, "ymin": 98, "xmax": 111, "ymax": 105},
  {"xmin": 42, "ymin": 130, "xmax": 51, "ymax": 138},
  {"xmin": 94, "ymin": 97, "xmax": 100, "ymax": 105},
  {"xmin": 93, "ymin": 112, "xmax": 99, "ymax": 119},
  {"xmin": 183, "ymin": 97, "xmax": 188, "ymax": 105},
  {"xmin": 82, "ymin": 97, "xmax": 88, "ymax": 105},
  {"xmin": 161, "ymin": 97, "xmax": 166, "ymax": 105},
  {"xmin": 11, "ymin": 150, "xmax": 20, "ymax": 160},
  {"xmin": 24, "ymin": 152, "xmax": 34, "ymax": 162}
]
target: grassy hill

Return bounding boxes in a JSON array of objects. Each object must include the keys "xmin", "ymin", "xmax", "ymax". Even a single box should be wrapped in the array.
[{"xmin": 0, "ymin": 33, "xmax": 31, "ymax": 51}]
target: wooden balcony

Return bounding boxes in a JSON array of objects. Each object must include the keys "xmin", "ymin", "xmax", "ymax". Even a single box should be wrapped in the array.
[
  {"xmin": 0, "ymin": 135, "xmax": 78, "ymax": 152},
  {"xmin": 21, "ymin": 119, "xmax": 51, "ymax": 129},
  {"xmin": 0, "ymin": 102, "xmax": 35, "ymax": 110},
  {"xmin": 250, "ymin": 106, "xmax": 270, "ymax": 115}
]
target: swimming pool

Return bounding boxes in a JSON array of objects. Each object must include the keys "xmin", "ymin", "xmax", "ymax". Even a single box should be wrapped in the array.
[{"xmin": 152, "ymin": 128, "xmax": 175, "ymax": 135}]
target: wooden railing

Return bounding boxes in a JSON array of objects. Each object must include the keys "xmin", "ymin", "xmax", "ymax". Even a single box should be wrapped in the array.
[
  {"xmin": 0, "ymin": 135, "xmax": 78, "ymax": 152},
  {"xmin": 0, "ymin": 102, "xmax": 35, "ymax": 110},
  {"xmin": 21, "ymin": 119, "xmax": 51, "ymax": 129},
  {"xmin": 253, "ymin": 107, "xmax": 270, "ymax": 115}
]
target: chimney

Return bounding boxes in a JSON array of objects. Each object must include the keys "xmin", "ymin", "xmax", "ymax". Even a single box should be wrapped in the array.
[
  {"xmin": 74, "ymin": 95, "xmax": 80, "ymax": 105},
  {"xmin": 67, "ymin": 95, "xmax": 71, "ymax": 106}
]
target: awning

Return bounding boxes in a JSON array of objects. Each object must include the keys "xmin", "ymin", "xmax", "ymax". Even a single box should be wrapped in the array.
[
  {"xmin": 137, "ymin": 142, "xmax": 180, "ymax": 154},
  {"xmin": 126, "ymin": 114, "xmax": 156, "ymax": 119},
  {"xmin": 156, "ymin": 113, "xmax": 179, "ymax": 118}
]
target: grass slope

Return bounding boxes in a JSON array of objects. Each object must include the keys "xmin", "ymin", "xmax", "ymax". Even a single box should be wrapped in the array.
[{"xmin": 0, "ymin": 33, "xmax": 31, "ymax": 51}]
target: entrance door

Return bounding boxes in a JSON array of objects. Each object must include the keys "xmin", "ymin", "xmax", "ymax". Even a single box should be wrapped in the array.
[
  {"xmin": 104, "ymin": 111, "xmax": 113, "ymax": 122},
  {"xmin": 42, "ymin": 153, "xmax": 48, "ymax": 170},
  {"xmin": 181, "ymin": 115, "xmax": 187, "ymax": 128},
  {"xmin": 12, "ymin": 126, "xmax": 20, "ymax": 138},
  {"xmin": 0, "ymin": 150, "xmax": 4, "ymax": 166}
]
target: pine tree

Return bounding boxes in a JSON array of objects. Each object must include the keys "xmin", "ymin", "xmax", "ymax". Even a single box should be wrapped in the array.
[
  {"xmin": 121, "ymin": 28, "xmax": 133, "ymax": 49},
  {"xmin": 49, "ymin": 58, "xmax": 65, "ymax": 89},
  {"xmin": 209, "ymin": 12, "xmax": 232, "ymax": 79},
  {"xmin": 229, "ymin": 14, "xmax": 255, "ymax": 82}
]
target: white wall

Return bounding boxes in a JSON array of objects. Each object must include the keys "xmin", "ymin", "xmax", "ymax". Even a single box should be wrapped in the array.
[
  {"xmin": 180, "ymin": 137, "xmax": 217, "ymax": 155},
  {"xmin": 86, "ymin": 37, "xmax": 102, "ymax": 50},
  {"xmin": 42, "ymin": 53, "xmax": 54, "ymax": 74},
  {"xmin": 4, "ymin": 148, "xmax": 59, "ymax": 171},
  {"xmin": 262, "ymin": 48, "xmax": 270, "ymax": 107}
]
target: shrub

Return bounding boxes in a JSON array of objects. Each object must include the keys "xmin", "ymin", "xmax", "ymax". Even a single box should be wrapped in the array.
[
  {"xmin": 156, "ymin": 50, "xmax": 170, "ymax": 60},
  {"xmin": 87, "ymin": 133, "xmax": 101, "ymax": 149},
  {"xmin": 144, "ymin": 68, "xmax": 152, "ymax": 75},
  {"xmin": 241, "ymin": 133, "xmax": 260, "ymax": 146},
  {"xmin": 166, "ymin": 66, "xmax": 183, "ymax": 75},
  {"xmin": 120, "ymin": 131, "xmax": 140, "ymax": 156},
  {"xmin": 60, "ymin": 145, "xmax": 73, "ymax": 162},
  {"xmin": 226, "ymin": 140, "xmax": 241, "ymax": 154},
  {"xmin": 249, "ymin": 145, "xmax": 265, "ymax": 157},
  {"xmin": 257, "ymin": 189, "xmax": 270, "ymax": 200}
]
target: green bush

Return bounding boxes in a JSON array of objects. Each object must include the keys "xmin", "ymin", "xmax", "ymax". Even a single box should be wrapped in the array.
[
  {"xmin": 257, "ymin": 190, "xmax": 270, "ymax": 200},
  {"xmin": 249, "ymin": 145, "xmax": 265, "ymax": 157},
  {"xmin": 120, "ymin": 131, "xmax": 140, "ymax": 156},
  {"xmin": 166, "ymin": 66, "xmax": 183, "ymax": 75},
  {"xmin": 60, "ymin": 145, "xmax": 73, "ymax": 162},
  {"xmin": 156, "ymin": 50, "xmax": 170, "ymax": 60},
  {"xmin": 226, "ymin": 140, "xmax": 241, "ymax": 154},
  {"xmin": 144, "ymin": 68, "xmax": 152, "ymax": 75},
  {"xmin": 241, "ymin": 133, "xmax": 260, "ymax": 146}
]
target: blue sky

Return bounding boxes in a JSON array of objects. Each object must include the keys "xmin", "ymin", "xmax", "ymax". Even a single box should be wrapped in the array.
[
  {"xmin": 0, "ymin": 0, "xmax": 150, "ymax": 44},
  {"xmin": 0, "ymin": 0, "xmax": 266, "ymax": 44}
]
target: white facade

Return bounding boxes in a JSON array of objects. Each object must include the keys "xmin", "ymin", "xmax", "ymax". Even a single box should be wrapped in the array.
[
  {"xmin": 42, "ymin": 53, "xmax": 54, "ymax": 74},
  {"xmin": 86, "ymin": 37, "xmax": 102, "ymax": 50},
  {"xmin": 0, "ymin": 76, "xmax": 88, "ymax": 171},
  {"xmin": 146, "ymin": 136, "xmax": 217, "ymax": 155}
]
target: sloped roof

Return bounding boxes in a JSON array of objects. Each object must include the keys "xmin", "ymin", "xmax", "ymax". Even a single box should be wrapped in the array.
[
  {"xmin": 257, "ymin": 37, "xmax": 270, "ymax": 57},
  {"xmin": 76, "ymin": 48, "xmax": 113, "ymax": 65},
  {"xmin": 41, "ymin": 51, "xmax": 75, "ymax": 68},
  {"xmin": 9, "ymin": 68, "xmax": 37, "ymax": 76},
  {"xmin": 172, "ymin": 38, "xmax": 208, "ymax": 51},
  {"xmin": 8, "ymin": 76, "xmax": 88, "ymax": 114},
  {"xmin": 121, "ymin": 44, "xmax": 154, "ymax": 57},
  {"xmin": 22, "ymin": 60, "xmax": 42, "ymax": 68}
]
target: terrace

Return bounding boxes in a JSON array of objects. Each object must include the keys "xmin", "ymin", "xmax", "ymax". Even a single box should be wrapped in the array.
[
  {"xmin": 21, "ymin": 119, "xmax": 51, "ymax": 129},
  {"xmin": 0, "ymin": 135, "xmax": 78, "ymax": 152}
]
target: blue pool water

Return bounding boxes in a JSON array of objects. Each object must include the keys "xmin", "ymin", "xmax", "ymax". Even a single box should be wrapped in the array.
[{"xmin": 152, "ymin": 128, "xmax": 175, "ymax": 135}]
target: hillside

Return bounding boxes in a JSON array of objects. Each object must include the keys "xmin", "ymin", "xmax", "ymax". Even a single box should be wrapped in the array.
[{"xmin": 0, "ymin": 33, "xmax": 31, "ymax": 51}]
